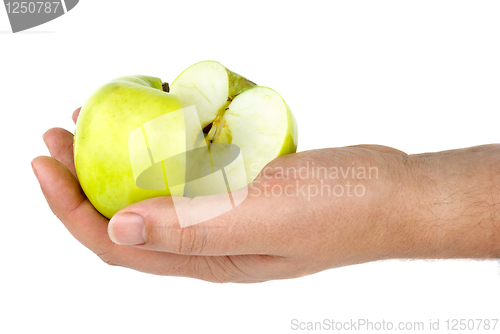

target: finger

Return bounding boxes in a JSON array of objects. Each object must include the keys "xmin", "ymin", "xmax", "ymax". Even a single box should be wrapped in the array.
[
  {"xmin": 346, "ymin": 144, "xmax": 407, "ymax": 156},
  {"xmin": 32, "ymin": 156, "xmax": 112, "ymax": 255},
  {"xmin": 104, "ymin": 248, "xmax": 287, "ymax": 283},
  {"xmin": 43, "ymin": 127, "xmax": 77, "ymax": 178},
  {"xmin": 108, "ymin": 186, "xmax": 287, "ymax": 256},
  {"xmin": 72, "ymin": 107, "xmax": 81, "ymax": 124},
  {"xmin": 93, "ymin": 241, "xmax": 238, "ymax": 282}
]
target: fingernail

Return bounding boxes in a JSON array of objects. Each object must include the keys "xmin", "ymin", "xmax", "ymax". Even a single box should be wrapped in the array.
[
  {"xmin": 108, "ymin": 213, "xmax": 146, "ymax": 245},
  {"xmin": 31, "ymin": 160, "xmax": 39, "ymax": 181}
]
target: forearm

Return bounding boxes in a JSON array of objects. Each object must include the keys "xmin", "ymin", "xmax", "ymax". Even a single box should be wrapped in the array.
[{"xmin": 395, "ymin": 145, "xmax": 500, "ymax": 260}]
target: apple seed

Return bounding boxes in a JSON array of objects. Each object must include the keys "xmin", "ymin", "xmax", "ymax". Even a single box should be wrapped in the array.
[{"xmin": 203, "ymin": 122, "xmax": 213, "ymax": 134}]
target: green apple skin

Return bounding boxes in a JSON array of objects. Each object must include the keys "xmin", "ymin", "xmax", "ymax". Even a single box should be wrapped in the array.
[
  {"xmin": 74, "ymin": 76, "xmax": 183, "ymax": 219},
  {"xmin": 278, "ymin": 99, "xmax": 298, "ymax": 157}
]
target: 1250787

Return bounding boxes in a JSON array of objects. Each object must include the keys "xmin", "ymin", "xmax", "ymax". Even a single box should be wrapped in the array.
[{"xmin": 5, "ymin": 2, "xmax": 61, "ymax": 14}]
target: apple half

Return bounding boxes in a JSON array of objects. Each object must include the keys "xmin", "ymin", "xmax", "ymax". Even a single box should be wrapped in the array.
[{"xmin": 170, "ymin": 60, "xmax": 298, "ymax": 183}]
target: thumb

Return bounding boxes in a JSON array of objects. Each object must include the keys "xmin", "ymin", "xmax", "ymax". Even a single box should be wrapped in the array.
[{"xmin": 107, "ymin": 186, "xmax": 281, "ymax": 256}]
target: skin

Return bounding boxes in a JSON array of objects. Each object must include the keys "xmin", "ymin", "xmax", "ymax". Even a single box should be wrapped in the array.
[{"xmin": 32, "ymin": 107, "xmax": 500, "ymax": 283}]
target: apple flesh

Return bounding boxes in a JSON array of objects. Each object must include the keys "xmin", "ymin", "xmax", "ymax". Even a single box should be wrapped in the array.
[{"xmin": 170, "ymin": 61, "xmax": 298, "ymax": 183}]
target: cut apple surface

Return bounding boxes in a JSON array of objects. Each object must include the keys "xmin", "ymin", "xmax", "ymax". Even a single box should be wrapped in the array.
[{"xmin": 170, "ymin": 61, "xmax": 297, "ymax": 183}]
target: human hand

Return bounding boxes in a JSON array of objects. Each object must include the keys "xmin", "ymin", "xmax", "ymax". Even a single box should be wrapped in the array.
[{"xmin": 32, "ymin": 108, "xmax": 500, "ymax": 283}]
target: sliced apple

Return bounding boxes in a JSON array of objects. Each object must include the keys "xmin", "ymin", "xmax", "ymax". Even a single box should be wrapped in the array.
[
  {"xmin": 74, "ymin": 62, "xmax": 298, "ymax": 219},
  {"xmin": 170, "ymin": 61, "xmax": 298, "ymax": 183}
]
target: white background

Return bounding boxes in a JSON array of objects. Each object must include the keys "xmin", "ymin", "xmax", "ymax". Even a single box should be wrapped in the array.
[{"xmin": 1, "ymin": 1, "xmax": 500, "ymax": 333}]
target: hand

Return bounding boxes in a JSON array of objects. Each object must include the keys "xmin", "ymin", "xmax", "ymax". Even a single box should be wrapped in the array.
[{"xmin": 32, "ymin": 108, "xmax": 500, "ymax": 283}]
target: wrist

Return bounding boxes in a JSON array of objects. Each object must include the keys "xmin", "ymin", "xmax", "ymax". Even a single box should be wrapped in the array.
[{"xmin": 397, "ymin": 146, "xmax": 500, "ymax": 260}]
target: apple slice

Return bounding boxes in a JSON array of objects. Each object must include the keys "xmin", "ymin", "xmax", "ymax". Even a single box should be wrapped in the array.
[{"xmin": 170, "ymin": 61, "xmax": 298, "ymax": 183}]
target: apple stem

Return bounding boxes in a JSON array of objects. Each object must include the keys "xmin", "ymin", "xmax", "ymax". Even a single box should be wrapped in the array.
[{"xmin": 162, "ymin": 82, "xmax": 170, "ymax": 93}]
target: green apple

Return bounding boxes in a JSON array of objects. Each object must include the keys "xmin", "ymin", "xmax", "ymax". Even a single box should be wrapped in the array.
[{"xmin": 74, "ymin": 62, "xmax": 298, "ymax": 219}]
